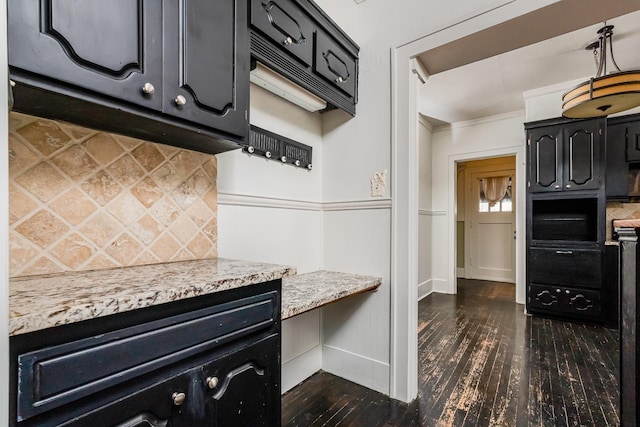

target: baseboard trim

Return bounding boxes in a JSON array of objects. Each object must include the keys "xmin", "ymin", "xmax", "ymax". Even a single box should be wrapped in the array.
[
  {"xmin": 432, "ymin": 278, "xmax": 451, "ymax": 294},
  {"xmin": 281, "ymin": 344, "xmax": 323, "ymax": 394},
  {"xmin": 418, "ymin": 279, "xmax": 433, "ymax": 301},
  {"xmin": 321, "ymin": 344, "xmax": 390, "ymax": 395},
  {"xmin": 456, "ymin": 268, "xmax": 465, "ymax": 278}
]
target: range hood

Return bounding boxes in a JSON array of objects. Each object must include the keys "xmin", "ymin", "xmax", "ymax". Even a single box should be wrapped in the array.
[{"xmin": 250, "ymin": 62, "xmax": 327, "ymax": 112}]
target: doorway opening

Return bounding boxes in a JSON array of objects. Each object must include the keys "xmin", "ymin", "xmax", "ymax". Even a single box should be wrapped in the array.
[{"xmin": 456, "ymin": 156, "xmax": 516, "ymax": 287}]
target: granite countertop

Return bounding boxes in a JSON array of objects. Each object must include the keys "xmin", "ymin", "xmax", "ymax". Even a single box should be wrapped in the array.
[
  {"xmin": 9, "ymin": 258, "xmax": 296, "ymax": 336},
  {"xmin": 281, "ymin": 270, "xmax": 382, "ymax": 320}
]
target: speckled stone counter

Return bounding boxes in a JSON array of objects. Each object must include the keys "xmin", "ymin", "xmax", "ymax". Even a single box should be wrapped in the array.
[
  {"xmin": 281, "ymin": 270, "xmax": 381, "ymax": 320},
  {"xmin": 9, "ymin": 258, "xmax": 296, "ymax": 336}
]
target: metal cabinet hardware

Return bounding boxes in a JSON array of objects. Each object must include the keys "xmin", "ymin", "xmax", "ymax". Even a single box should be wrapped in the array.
[
  {"xmin": 206, "ymin": 376, "xmax": 219, "ymax": 390},
  {"xmin": 172, "ymin": 392, "xmax": 186, "ymax": 406},
  {"xmin": 174, "ymin": 95, "xmax": 187, "ymax": 106},
  {"xmin": 142, "ymin": 83, "xmax": 155, "ymax": 94}
]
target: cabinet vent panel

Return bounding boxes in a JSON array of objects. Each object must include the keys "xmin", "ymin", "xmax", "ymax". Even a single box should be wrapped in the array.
[{"xmin": 246, "ymin": 125, "xmax": 312, "ymax": 169}]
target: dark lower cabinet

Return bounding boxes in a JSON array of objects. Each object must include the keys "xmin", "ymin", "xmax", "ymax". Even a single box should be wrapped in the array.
[
  {"xmin": 528, "ymin": 283, "xmax": 601, "ymax": 320},
  {"xmin": 9, "ymin": 280, "xmax": 281, "ymax": 427}
]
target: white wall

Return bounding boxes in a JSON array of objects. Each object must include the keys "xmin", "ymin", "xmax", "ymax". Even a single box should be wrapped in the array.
[
  {"xmin": 418, "ymin": 117, "xmax": 433, "ymax": 299},
  {"xmin": 216, "ymin": 85, "xmax": 324, "ymax": 393},
  {"xmin": 430, "ymin": 111, "xmax": 527, "ymax": 302}
]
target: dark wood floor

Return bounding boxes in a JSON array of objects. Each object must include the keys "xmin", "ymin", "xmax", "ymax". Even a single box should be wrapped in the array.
[{"xmin": 281, "ymin": 279, "xmax": 620, "ymax": 426}]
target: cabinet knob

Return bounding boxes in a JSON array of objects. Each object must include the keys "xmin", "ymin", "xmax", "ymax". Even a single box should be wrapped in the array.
[
  {"xmin": 295, "ymin": 160, "xmax": 301, "ymax": 167},
  {"xmin": 142, "ymin": 83, "xmax": 155, "ymax": 94},
  {"xmin": 565, "ymin": 290, "xmax": 571, "ymax": 294},
  {"xmin": 174, "ymin": 95, "xmax": 187, "ymax": 106},
  {"xmin": 335, "ymin": 76, "xmax": 345, "ymax": 83},
  {"xmin": 565, "ymin": 184, "xmax": 571, "ymax": 189},
  {"xmin": 247, "ymin": 146, "xmax": 255, "ymax": 154},
  {"xmin": 206, "ymin": 376, "xmax": 219, "ymax": 390},
  {"xmin": 554, "ymin": 185, "xmax": 560, "ymax": 189},
  {"xmin": 280, "ymin": 156, "xmax": 287, "ymax": 163},
  {"xmin": 283, "ymin": 36, "xmax": 293, "ymax": 45},
  {"xmin": 556, "ymin": 289, "xmax": 562, "ymax": 293},
  {"xmin": 265, "ymin": 151, "xmax": 272, "ymax": 159},
  {"xmin": 172, "ymin": 392, "xmax": 186, "ymax": 406},
  {"xmin": 307, "ymin": 163, "xmax": 313, "ymax": 170}
]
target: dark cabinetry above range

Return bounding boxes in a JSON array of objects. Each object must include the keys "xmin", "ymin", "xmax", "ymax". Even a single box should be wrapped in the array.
[
  {"xmin": 250, "ymin": 0, "xmax": 359, "ymax": 115},
  {"xmin": 605, "ymin": 113, "xmax": 640, "ymax": 199}
]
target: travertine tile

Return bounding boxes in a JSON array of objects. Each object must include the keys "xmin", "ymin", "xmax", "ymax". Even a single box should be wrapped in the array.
[
  {"xmin": 8, "ymin": 134, "xmax": 39, "ymax": 177},
  {"xmin": 113, "ymin": 134, "xmax": 144, "ymax": 151},
  {"xmin": 131, "ymin": 143, "xmax": 164, "ymax": 172},
  {"xmin": 51, "ymin": 233, "xmax": 95, "ymax": 269},
  {"xmin": 81, "ymin": 170, "xmax": 122, "ymax": 205},
  {"xmin": 16, "ymin": 162, "xmax": 70, "ymax": 203},
  {"xmin": 108, "ymin": 192, "xmax": 146, "ymax": 226},
  {"xmin": 187, "ymin": 233, "xmax": 213, "ymax": 258},
  {"xmin": 170, "ymin": 150, "xmax": 200, "ymax": 178},
  {"xmin": 151, "ymin": 233, "xmax": 181, "ymax": 260},
  {"xmin": 107, "ymin": 154, "xmax": 145, "ymax": 188},
  {"xmin": 9, "ymin": 234, "xmax": 40, "ymax": 275},
  {"xmin": 17, "ymin": 119, "xmax": 71, "ymax": 156},
  {"xmin": 80, "ymin": 211, "xmax": 123, "ymax": 248},
  {"xmin": 83, "ymin": 133, "xmax": 124, "ymax": 166},
  {"xmin": 84, "ymin": 254, "xmax": 118, "ymax": 271},
  {"xmin": 9, "ymin": 113, "xmax": 218, "ymax": 277},
  {"xmin": 202, "ymin": 157, "xmax": 217, "ymax": 181},
  {"xmin": 9, "ymin": 184, "xmax": 38, "ymax": 225},
  {"xmin": 52, "ymin": 145, "xmax": 99, "ymax": 182},
  {"xmin": 129, "ymin": 214, "xmax": 162, "ymax": 245},
  {"xmin": 151, "ymin": 163, "xmax": 182, "ymax": 192},
  {"xmin": 131, "ymin": 177, "xmax": 163, "ymax": 208},
  {"xmin": 106, "ymin": 232, "xmax": 144, "ymax": 265},
  {"xmin": 49, "ymin": 188, "xmax": 97, "ymax": 226},
  {"xmin": 172, "ymin": 181, "xmax": 199, "ymax": 210},
  {"xmin": 186, "ymin": 199, "xmax": 214, "ymax": 227},
  {"xmin": 15, "ymin": 210, "xmax": 69, "ymax": 249},
  {"xmin": 149, "ymin": 197, "xmax": 180, "ymax": 227},
  {"xmin": 169, "ymin": 215, "xmax": 198, "ymax": 244}
]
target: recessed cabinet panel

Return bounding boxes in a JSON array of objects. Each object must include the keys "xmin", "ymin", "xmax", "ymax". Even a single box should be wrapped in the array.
[
  {"xmin": 626, "ymin": 122, "xmax": 640, "ymax": 162},
  {"xmin": 314, "ymin": 31, "xmax": 356, "ymax": 98},
  {"xmin": 529, "ymin": 247, "xmax": 602, "ymax": 288},
  {"xmin": 528, "ymin": 284, "xmax": 601, "ymax": 319},
  {"xmin": 528, "ymin": 126, "xmax": 561, "ymax": 192},
  {"xmin": 8, "ymin": 0, "xmax": 163, "ymax": 110},
  {"xmin": 565, "ymin": 126, "xmax": 597, "ymax": 189},
  {"xmin": 163, "ymin": 0, "xmax": 249, "ymax": 140},
  {"xmin": 250, "ymin": 0, "xmax": 313, "ymax": 66}
]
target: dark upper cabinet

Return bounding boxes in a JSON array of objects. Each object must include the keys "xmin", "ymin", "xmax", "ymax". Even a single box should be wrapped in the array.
[
  {"xmin": 249, "ymin": 0, "xmax": 359, "ymax": 115},
  {"xmin": 251, "ymin": 0, "xmax": 314, "ymax": 67},
  {"xmin": 163, "ymin": 0, "xmax": 249, "ymax": 140},
  {"xmin": 8, "ymin": 0, "xmax": 249, "ymax": 155},
  {"xmin": 527, "ymin": 118, "xmax": 603, "ymax": 192},
  {"xmin": 8, "ymin": 0, "xmax": 163, "ymax": 110},
  {"xmin": 605, "ymin": 113, "xmax": 640, "ymax": 199},
  {"xmin": 626, "ymin": 121, "xmax": 640, "ymax": 162}
]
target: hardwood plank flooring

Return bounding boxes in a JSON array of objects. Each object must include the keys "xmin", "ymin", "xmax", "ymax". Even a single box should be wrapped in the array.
[{"xmin": 281, "ymin": 279, "xmax": 620, "ymax": 426}]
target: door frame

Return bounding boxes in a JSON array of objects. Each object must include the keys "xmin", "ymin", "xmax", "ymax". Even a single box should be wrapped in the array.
[
  {"xmin": 465, "ymin": 165, "xmax": 516, "ymax": 283},
  {"xmin": 449, "ymin": 147, "xmax": 526, "ymax": 300}
]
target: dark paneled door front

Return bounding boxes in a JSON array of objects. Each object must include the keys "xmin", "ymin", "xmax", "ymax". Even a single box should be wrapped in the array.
[
  {"xmin": 563, "ymin": 120, "xmax": 602, "ymax": 191},
  {"xmin": 163, "ymin": 0, "xmax": 250, "ymax": 142},
  {"xmin": 528, "ymin": 125, "xmax": 562, "ymax": 192},
  {"xmin": 8, "ymin": 0, "xmax": 163, "ymax": 110}
]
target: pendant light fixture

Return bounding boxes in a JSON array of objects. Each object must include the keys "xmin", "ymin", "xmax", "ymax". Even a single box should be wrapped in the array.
[{"xmin": 562, "ymin": 24, "xmax": 640, "ymax": 119}]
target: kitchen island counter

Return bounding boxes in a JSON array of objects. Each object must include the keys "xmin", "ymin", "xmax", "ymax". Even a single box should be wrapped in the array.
[{"xmin": 9, "ymin": 258, "xmax": 296, "ymax": 336}]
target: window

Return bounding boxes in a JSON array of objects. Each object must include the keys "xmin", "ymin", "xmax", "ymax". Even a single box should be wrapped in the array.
[{"xmin": 478, "ymin": 177, "xmax": 512, "ymax": 213}]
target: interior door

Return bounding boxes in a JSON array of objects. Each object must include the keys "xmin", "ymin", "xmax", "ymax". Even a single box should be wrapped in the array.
[{"xmin": 467, "ymin": 170, "xmax": 516, "ymax": 283}]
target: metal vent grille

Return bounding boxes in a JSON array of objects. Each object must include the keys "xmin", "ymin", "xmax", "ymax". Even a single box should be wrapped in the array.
[{"xmin": 244, "ymin": 125, "xmax": 313, "ymax": 169}]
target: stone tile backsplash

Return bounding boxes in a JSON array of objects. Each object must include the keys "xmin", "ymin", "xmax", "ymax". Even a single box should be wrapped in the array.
[
  {"xmin": 606, "ymin": 201, "xmax": 640, "ymax": 240},
  {"xmin": 9, "ymin": 112, "xmax": 218, "ymax": 277}
]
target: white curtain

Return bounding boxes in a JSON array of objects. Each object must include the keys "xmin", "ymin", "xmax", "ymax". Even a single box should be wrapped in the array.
[{"xmin": 482, "ymin": 176, "xmax": 510, "ymax": 207}]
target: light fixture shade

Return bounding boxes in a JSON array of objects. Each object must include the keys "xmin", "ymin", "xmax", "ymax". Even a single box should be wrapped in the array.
[{"xmin": 562, "ymin": 71, "xmax": 640, "ymax": 118}]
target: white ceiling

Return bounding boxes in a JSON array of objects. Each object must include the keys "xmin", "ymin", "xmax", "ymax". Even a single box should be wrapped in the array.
[{"xmin": 419, "ymin": 8, "xmax": 640, "ymax": 124}]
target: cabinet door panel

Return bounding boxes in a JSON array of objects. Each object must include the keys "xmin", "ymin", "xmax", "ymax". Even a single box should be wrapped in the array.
[
  {"xmin": 314, "ymin": 31, "xmax": 357, "ymax": 98},
  {"xmin": 626, "ymin": 122, "xmax": 640, "ymax": 162},
  {"xmin": 563, "ymin": 121, "xmax": 601, "ymax": 190},
  {"xmin": 528, "ymin": 126, "xmax": 562, "ymax": 192},
  {"xmin": 529, "ymin": 247, "xmax": 602, "ymax": 288},
  {"xmin": 164, "ymin": 0, "xmax": 249, "ymax": 141},
  {"xmin": 8, "ymin": 0, "xmax": 162, "ymax": 110},
  {"xmin": 250, "ymin": 0, "xmax": 314, "ymax": 66}
]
